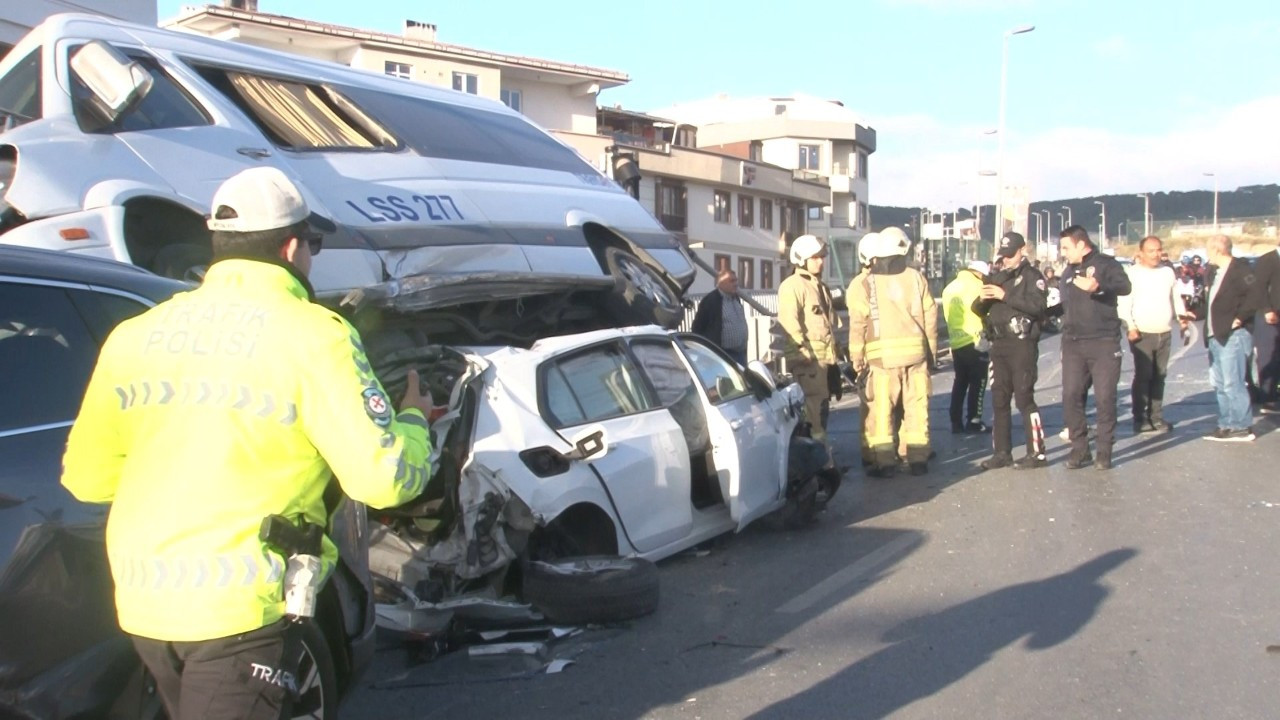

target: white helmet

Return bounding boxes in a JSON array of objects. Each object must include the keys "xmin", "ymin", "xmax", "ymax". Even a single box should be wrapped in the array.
[
  {"xmin": 789, "ymin": 234, "xmax": 826, "ymax": 265},
  {"xmin": 857, "ymin": 233, "xmax": 883, "ymax": 265},
  {"xmin": 880, "ymin": 226, "xmax": 911, "ymax": 257}
]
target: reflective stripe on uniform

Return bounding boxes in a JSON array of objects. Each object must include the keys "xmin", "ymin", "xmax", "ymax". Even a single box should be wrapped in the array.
[
  {"xmin": 117, "ymin": 552, "xmax": 285, "ymax": 590},
  {"xmin": 113, "ymin": 380, "xmax": 299, "ymax": 425}
]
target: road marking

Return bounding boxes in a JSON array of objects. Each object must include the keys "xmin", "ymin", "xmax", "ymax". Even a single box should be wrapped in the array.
[{"xmin": 775, "ymin": 534, "xmax": 919, "ymax": 614}]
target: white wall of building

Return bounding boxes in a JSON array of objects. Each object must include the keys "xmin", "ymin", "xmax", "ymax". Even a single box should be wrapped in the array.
[{"xmin": 2, "ymin": 0, "xmax": 155, "ymax": 47}]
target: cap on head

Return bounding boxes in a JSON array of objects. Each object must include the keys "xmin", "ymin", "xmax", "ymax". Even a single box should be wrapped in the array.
[
  {"xmin": 207, "ymin": 167, "xmax": 331, "ymax": 234},
  {"xmin": 997, "ymin": 231, "xmax": 1026, "ymax": 259},
  {"xmin": 967, "ymin": 260, "xmax": 991, "ymax": 275},
  {"xmin": 790, "ymin": 234, "xmax": 827, "ymax": 265}
]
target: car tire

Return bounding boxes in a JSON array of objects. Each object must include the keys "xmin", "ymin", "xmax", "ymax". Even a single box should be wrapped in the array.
[
  {"xmin": 150, "ymin": 243, "xmax": 211, "ymax": 283},
  {"xmin": 602, "ymin": 246, "xmax": 684, "ymax": 328},
  {"xmin": 523, "ymin": 555, "xmax": 660, "ymax": 625},
  {"xmin": 290, "ymin": 620, "xmax": 339, "ymax": 720}
]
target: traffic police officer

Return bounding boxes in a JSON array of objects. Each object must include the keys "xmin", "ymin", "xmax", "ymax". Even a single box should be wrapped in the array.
[
  {"xmin": 976, "ymin": 232, "xmax": 1049, "ymax": 470},
  {"xmin": 1056, "ymin": 224, "xmax": 1132, "ymax": 470},
  {"xmin": 779, "ymin": 234, "xmax": 840, "ymax": 452},
  {"xmin": 62, "ymin": 167, "xmax": 435, "ymax": 719},
  {"xmin": 847, "ymin": 228, "xmax": 938, "ymax": 477}
]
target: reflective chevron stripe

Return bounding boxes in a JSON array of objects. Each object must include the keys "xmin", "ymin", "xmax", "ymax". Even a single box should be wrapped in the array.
[
  {"xmin": 113, "ymin": 381, "xmax": 299, "ymax": 425},
  {"xmin": 118, "ymin": 552, "xmax": 285, "ymax": 590}
]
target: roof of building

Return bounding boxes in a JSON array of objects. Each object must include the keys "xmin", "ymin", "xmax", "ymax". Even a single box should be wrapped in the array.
[
  {"xmin": 652, "ymin": 93, "xmax": 866, "ymax": 128},
  {"xmin": 167, "ymin": 5, "xmax": 630, "ymax": 83}
]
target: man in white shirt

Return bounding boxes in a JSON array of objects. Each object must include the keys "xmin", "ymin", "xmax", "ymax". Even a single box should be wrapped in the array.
[{"xmin": 1118, "ymin": 236, "xmax": 1191, "ymax": 432}]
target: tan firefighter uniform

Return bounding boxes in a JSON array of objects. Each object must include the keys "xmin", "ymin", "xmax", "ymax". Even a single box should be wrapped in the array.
[
  {"xmin": 778, "ymin": 269, "xmax": 840, "ymax": 444},
  {"xmin": 847, "ymin": 259, "xmax": 937, "ymax": 469}
]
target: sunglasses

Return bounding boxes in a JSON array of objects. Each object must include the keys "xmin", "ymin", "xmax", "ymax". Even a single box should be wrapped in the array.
[{"xmin": 297, "ymin": 231, "xmax": 323, "ymax": 256}]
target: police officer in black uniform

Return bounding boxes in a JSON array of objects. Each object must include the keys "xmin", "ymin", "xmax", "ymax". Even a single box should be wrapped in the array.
[
  {"xmin": 1055, "ymin": 225, "xmax": 1132, "ymax": 470},
  {"xmin": 976, "ymin": 232, "xmax": 1049, "ymax": 470}
]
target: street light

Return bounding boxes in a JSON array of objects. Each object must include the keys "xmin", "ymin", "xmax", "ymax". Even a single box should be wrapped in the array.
[
  {"xmin": 1136, "ymin": 193, "xmax": 1150, "ymax": 237},
  {"xmin": 994, "ymin": 24, "xmax": 1036, "ymax": 243},
  {"xmin": 1203, "ymin": 172, "xmax": 1218, "ymax": 230},
  {"xmin": 1094, "ymin": 200, "xmax": 1107, "ymax": 246},
  {"xmin": 1040, "ymin": 209, "xmax": 1051, "ymax": 238},
  {"xmin": 1057, "ymin": 212, "xmax": 1066, "ymax": 230},
  {"xmin": 1061, "ymin": 205, "xmax": 1072, "ymax": 228},
  {"xmin": 1031, "ymin": 212, "xmax": 1042, "ymax": 244}
]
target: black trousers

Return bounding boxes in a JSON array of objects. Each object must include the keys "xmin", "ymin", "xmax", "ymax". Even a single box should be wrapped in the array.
[
  {"xmin": 990, "ymin": 337, "xmax": 1042, "ymax": 457},
  {"xmin": 1063, "ymin": 336, "xmax": 1123, "ymax": 460},
  {"xmin": 1129, "ymin": 331, "xmax": 1172, "ymax": 426},
  {"xmin": 1254, "ymin": 317, "xmax": 1280, "ymax": 402},
  {"xmin": 950, "ymin": 344, "xmax": 989, "ymax": 428},
  {"xmin": 132, "ymin": 620, "xmax": 298, "ymax": 720}
]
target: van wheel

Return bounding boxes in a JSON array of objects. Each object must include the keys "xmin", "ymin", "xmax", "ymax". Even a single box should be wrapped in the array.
[
  {"xmin": 523, "ymin": 556, "xmax": 659, "ymax": 625},
  {"xmin": 151, "ymin": 243, "xmax": 211, "ymax": 283},
  {"xmin": 603, "ymin": 246, "xmax": 684, "ymax": 328},
  {"xmin": 291, "ymin": 620, "xmax": 339, "ymax": 720}
]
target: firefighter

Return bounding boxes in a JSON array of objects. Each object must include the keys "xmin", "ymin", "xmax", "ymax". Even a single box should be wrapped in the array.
[
  {"xmin": 779, "ymin": 234, "xmax": 840, "ymax": 451},
  {"xmin": 975, "ymin": 231, "xmax": 1049, "ymax": 470},
  {"xmin": 61, "ymin": 167, "xmax": 435, "ymax": 718},
  {"xmin": 847, "ymin": 227, "xmax": 938, "ymax": 477}
]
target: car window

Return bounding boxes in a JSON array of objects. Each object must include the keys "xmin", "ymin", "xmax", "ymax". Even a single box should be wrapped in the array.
[
  {"xmin": 542, "ymin": 344, "xmax": 655, "ymax": 428},
  {"xmin": 67, "ymin": 288, "xmax": 151, "ymax": 344},
  {"xmin": 72, "ymin": 51, "xmax": 210, "ymax": 133},
  {"xmin": 678, "ymin": 337, "xmax": 751, "ymax": 404},
  {"xmin": 0, "ymin": 49, "xmax": 41, "ymax": 127},
  {"xmin": 629, "ymin": 339, "xmax": 697, "ymax": 407},
  {"xmin": 0, "ymin": 282, "xmax": 99, "ymax": 432},
  {"xmin": 192, "ymin": 65, "xmax": 396, "ymax": 151}
]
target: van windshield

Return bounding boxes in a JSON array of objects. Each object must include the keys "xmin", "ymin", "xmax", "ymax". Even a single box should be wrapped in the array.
[{"xmin": 339, "ymin": 85, "xmax": 595, "ymax": 174}]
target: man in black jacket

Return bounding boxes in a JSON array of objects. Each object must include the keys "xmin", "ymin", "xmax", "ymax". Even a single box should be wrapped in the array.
[
  {"xmin": 691, "ymin": 269, "xmax": 749, "ymax": 364},
  {"xmin": 975, "ymin": 232, "xmax": 1049, "ymax": 470},
  {"xmin": 1057, "ymin": 225, "xmax": 1132, "ymax": 470},
  {"xmin": 1204, "ymin": 235, "xmax": 1258, "ymax": 441},
  {"xmin": 1251, "ymin": 242, "xmax": 1280, "ymax": 412}
]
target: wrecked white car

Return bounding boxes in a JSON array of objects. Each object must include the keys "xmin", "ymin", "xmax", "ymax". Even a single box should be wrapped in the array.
[
  {"xmin": 0, "ymin": 14, "xmax": 692, "ymax": 329},
  {"xmin": 362, "ymin": 322, "xmax": 838, "ymax": 625}
]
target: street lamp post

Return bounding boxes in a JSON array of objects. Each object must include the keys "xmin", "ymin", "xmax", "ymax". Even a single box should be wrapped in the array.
[
  {"xmin": 1094, "ymin": 200, "xmax": 1107, "ymax": 246},
  {"xmin": 1031, "ymin": 212, "xmax": 1042, "ymax": 245},
  {"xmin": 1119, "ymin": 220, "xmax": 1128, "ymax": 244},
  {"xmin": 1040, "ymin": 210, "xmax": 1051, "ymax": 238},
  {"xmin": 994, "ymin": 24, "xmax": 1036, "ymax": 243},
  {"xmin": 1204, "ymin": 172, "xmax": 1218, "ymax": 231},
  {"xmin": 1136, "ymin": 193, "xmax": 1150, "ymax": 237},
  {"xmin": 1057, "ymin": 212, "xmax": 1066, "ymax": 231},
  {"xmin": 1061, "ymin": 205, "xmax": 1072, "ymax": 228}
]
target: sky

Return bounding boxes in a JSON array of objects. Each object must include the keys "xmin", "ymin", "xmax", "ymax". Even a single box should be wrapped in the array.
[{"xmin": 157, "ymin": 0, "xmax": 1280, "ymax": 210}]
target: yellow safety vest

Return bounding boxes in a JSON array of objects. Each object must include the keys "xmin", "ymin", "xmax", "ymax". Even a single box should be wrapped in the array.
[
  {"xmin": 942, "ymin": 270, "xmax": 986, "ymax": 349},
  {"xmin": 62, "ymin": 259, "xmax": 430, "ymax": 642}
]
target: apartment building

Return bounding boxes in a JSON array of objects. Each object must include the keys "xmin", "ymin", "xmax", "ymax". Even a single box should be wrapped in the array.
[
  {"xmin": 164, "ymin": 1, "xmax": 626, "ymax": 134},
  {"xmin": 556, "ymin": 107, "xmax": 830, "ymax": 295},
  {"xmin": 654, "ymin": 94, "xmax": 876, "ymax": 288},
  {"xmin": 1, "ymin": 0, "xmax": 155, "ymax": 55}
]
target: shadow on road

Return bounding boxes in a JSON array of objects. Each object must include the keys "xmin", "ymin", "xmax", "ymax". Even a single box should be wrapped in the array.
[{"xmin": 747, "ymin": 548, "xmax": 1138, "ymax": 720}]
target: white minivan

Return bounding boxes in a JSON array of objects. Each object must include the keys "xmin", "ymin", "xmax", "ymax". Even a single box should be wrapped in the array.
[{"xmin": 0, "ymin": 13, "xmax": 693, "ymax": 333}]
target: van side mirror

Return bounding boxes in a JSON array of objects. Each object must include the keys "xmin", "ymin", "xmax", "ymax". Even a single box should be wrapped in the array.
[
  {"xmin": 70, "ymin": 41, "xmax": 153, "ymax": 124},
  {"xmin": 564, "ymin": 427, "xmax": 608, "ymax": 461}
]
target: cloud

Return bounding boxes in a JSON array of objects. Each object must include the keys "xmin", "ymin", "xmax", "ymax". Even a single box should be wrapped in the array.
[
  {"xmin": 870, "ymin": 95, "xmax": 1280, "ymax": 208},
  {"xmin": 1092, "ymin": 35, "xmax": 1129, "ymax": 59}
]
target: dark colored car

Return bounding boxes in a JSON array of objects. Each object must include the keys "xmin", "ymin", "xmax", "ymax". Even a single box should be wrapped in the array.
[{"xmin": 0, "ymin": 247, "xmax": 373, "ymax": 719}]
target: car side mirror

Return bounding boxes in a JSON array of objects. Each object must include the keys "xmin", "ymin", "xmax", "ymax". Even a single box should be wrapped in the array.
[
  {"xmin": 70, "ymin": 41, "xmax": 153, "ymax": 124},
  {"xmin": 564, "ymin": 427, "xmax": 608, "ymax": 461},
  {"xmin": 745, "ymin": 360, "xmax": 776, "ymax": 397}
]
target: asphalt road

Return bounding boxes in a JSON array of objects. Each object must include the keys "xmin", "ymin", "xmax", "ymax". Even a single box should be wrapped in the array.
[{"xmin": 346, "ymin": 327, "xmax": 1280, "ymax": 720}]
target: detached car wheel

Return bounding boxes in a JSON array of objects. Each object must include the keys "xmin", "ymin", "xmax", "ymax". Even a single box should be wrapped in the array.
[
  {"xmin": 290, "ymin": 620, "xmax": 339, "ymax": 720},
  {"xmin": 603, "ymin": 246, "xmax": 684, "ymax": 328},
  {"xmin": 523, "ymin": 556, "xmax": 660, "ymax": 625}
]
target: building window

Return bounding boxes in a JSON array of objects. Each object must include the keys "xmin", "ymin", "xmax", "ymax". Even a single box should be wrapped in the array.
[
  {"xmin": 857, "ymin": 150, "xmax": 869, "ymax": 179},
  {"xmin": 808, "ymin": 205, "xmax": 824, "ymax": 221},
  {"xmin": 761, "ymin": 260, "xmax": 774, "ymax": 289},
  {"xmin": 500, "ymin": 88, "xmax": 522, "ymax": 112},
  {"xmin": 859, "ymin": 202, "xmax": 869, "ymax": 228},
  {"xmin": 760, "ymin": 199, "xmax": 774, "ymax": 231},
  {"xmin": 655, "ymin": 179, "xmax": 687, "ymax": 233},
  {"xmin": 738, "ymin": 195, "xmax": 754, "ymax": 228},
  {"xmin": 799, "ymin": 144, "xmax": 820, "ymax": 171},
  {"xmin": 384, "ymin": 61, "xmax": 411, "ymax": 80},
  {"xmin": 738, "ymin": 258, "xmax": 755, "ymax": 290},
  {"xmin": 714, "ymin": 254, "xmax": 731, "ymax": 274},
  {"xmin": 452, "ymin": 71, "xmax": 478, "ymax": 95},
  {"xmin": 714, "ymin": 190, "xmax": 731, "ymax": 223},
  {"xmin": 781, "ymin": 202, "xmax": 806, "ymax": 237},
  {"xmin": 749, "ymin": 141, "xmax": 763, "ymax": 162}
]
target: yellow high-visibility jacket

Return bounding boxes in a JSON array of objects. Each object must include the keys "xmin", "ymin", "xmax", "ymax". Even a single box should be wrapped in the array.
[
  {"xmin": 942, "ymin": 269, "xmax": 986, "ymax": 350},
  {"xmin": 847, "ymin": 264, "xmax": 938, "ymax": 369},
  {"xmin": 62, "ymin": 260, "xmax": 431, "ymax": 642},
  {"xmin": 778, "ymin": 270, "xmax": 840, "ymax": 365}
]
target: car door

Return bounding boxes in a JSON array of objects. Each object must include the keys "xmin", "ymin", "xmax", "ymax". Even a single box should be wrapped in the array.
[
  {"xmin": 675, "ymin": 336, "xmax": 788, "ymax": 530},
  {"xmin": 542, "ymin": 342, "xmax": 692, "ymax": 553}
]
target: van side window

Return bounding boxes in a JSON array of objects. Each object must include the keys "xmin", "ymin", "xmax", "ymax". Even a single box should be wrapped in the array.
[
  {"xmin": 193, "ymin": 66, "xmax": 395, "ymax": 151},
  {"xmin": 71, "ymin": 53, "xmax": 209, "ymax": 133},
  {"xmin": 0, "ymin": 49, "xmax": 41, "ymax": 127}
]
